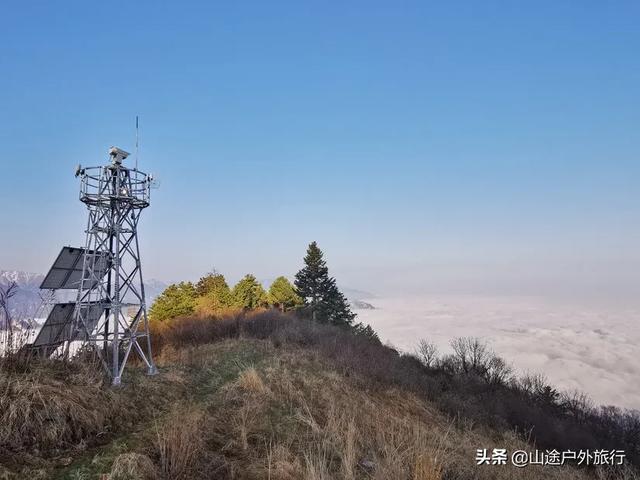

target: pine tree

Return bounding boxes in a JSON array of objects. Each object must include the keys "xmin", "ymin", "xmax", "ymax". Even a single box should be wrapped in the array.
[
  {"xmin": 294, "ymin": 241, "xmax": 328, "ymax": 306},
  {"xmin": 316, "ymin": 278, "xmax": 356, "ymax": 326},
  {"xmin": 294, "ymin": 241, "xmax": 355, "ymax": 327},
  {"xmin": 195, "ymin": 272, "xmax": 233, "ymax": 314},
  {"xmin": 353, "ymin": 322, "xmax": 381, "ymax": 344},
  {"xmin": 149, "ymin": 282, "xmax": 197, "ymax": 322},
  {"xmin": 268, "ymin": 276, "xmax": 303, "ymax": 311},
  {"xmin": 232, "ymin": 274, "xmax": 268, "ymax": 310}
]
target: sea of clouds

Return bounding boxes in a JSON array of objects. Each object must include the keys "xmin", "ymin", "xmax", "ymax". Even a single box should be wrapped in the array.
[{"xmin": 356, "ymin": 295, "xmax": 640, "ymax": 410}]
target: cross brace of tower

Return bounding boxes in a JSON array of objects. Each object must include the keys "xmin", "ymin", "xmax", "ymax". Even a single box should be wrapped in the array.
[{"xmin": 28, "ymin": 147, "xmax": 158, "ymax": 385}]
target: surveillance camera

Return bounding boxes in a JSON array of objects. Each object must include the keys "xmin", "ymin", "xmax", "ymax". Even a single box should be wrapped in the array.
[{"xmin": 109, "ymin": 146, "xmax": 130, "ymax": 164}]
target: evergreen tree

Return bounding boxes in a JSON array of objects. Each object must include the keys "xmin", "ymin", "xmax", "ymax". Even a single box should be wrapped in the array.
[
  {"xmin": 268, "ymin": 276, "xmax": 303, "ymax": 311},
  {"xmin": 353, "ymin": 322, "xmax": 381, "ymax": 344},
  {"xmin": 149, "ymin": 282, "xmax": 197, "ymax": 322},
  {"xmin": 294, "ymin": 241, "xmax": 356, "ymax": 327},
  {"xmin": 195, "ymin": 272, "xmax": 233, "ymax": 314},
  {"xmin": 232, "ymin": 274, "xmax": 268, "ymax": 309},
  {"xmin": 294, "ymin": 242, "xmax": 329, "ymax": 306},
  {"xmin": 316, "ymin": 278, "xmax": 356, "ymax": 326}
]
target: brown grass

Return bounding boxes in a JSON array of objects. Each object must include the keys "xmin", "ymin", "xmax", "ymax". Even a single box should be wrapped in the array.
[
  {"xmin": 200, "ymin": 343, "xmax": 590, "ymax": 480},
  {"xmin": 0, "ymin": 360, "xmax": 113, "ymax": 452},
  {"xmin": 152, "ymin": 407, "xmax": 204, "ymax": 480},
  {"xmin": 109, "ymin": 452, "xmax": 158, "ymax": 480},
  {"xmin": 2, "ymin": 311, "xmax": 633, "ymax": 480},
  {"xmin": 0, "ymin": 355, "xmax": 187, "ymax": 478},
  {"xmin": 236, "ymin": 366, "xmax": 270, "ymax": 395},
  {"xmin": 150, "ymin": 310, "xmax": 640, "ymax": 473}
]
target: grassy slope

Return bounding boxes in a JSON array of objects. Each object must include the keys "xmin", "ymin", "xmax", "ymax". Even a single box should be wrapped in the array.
[{"xmin": 1, "ymin": 338, "xmax": 594, "ymax": 480}]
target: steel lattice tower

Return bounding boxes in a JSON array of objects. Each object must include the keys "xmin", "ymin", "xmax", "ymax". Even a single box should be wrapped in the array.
[{"xmin": 73, "ymin": 147, "xmax": 158, "ymax": 384}]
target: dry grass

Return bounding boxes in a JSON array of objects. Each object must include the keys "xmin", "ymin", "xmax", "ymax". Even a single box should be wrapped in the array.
[
  {"xmin": 150, "ymin": 309, "xmax": 640, "ymax": 471},
  {"xmin": 2, "ymin": 328, "xmax": 633, "ymax": 480},
  {"xmin": 0, "ymin": 355, "xmax": 187, "ymax": 478},
  {"xmin": 200, "ymin": 344, "xmax": 591, "ymax": 480},
  {"xmin": 0, "ymin": 360, "xmax": 114, "ymax": 452},
  {"xmin": 265, "ymin": 442, "xmax": 303, "ymax": 480},
  {"xmin": 220, "ymin": 367, "xmax": 272, "ymax": 453},
  {"xmin": 109, "ymin": 452, "xmax": 158, "ymax": 480},
  {"xmin": 152, "ymin": 407, "xmax": 204, "ymax": 480},
  {"xmin": 236, "ymin": 366, "xmax": 270, "ymax": 395}
]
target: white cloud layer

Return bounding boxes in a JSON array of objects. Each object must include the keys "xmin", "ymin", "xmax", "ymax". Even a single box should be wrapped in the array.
[{"xmin": 356, "ymin": 295, "xmax": 640, "ymax": 410}]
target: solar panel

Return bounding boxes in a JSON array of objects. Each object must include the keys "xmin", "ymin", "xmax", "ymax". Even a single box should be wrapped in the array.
[
  {"xmin": 40, "ymin": 247, "xmax": 109, "ymax": 290},
  {"xmin": 32, "ymin": 302, "xmax": 105, "ymax": 347}
]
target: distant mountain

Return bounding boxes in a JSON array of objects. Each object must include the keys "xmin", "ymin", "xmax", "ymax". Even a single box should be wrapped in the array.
[
  {"xmin": 349, "ymin": 299, "xmax": 375, "ymax": 310},
  {"xmin": 0, "ymin": 270, "xmax": 168, "ymax": 323},
  {"xmin": 0, "ymin": 270, "xmax": 45, "ymax": 321},
  {"xmin": 0, "ymin": 270, "xmax": 43, "ymax": 286}
]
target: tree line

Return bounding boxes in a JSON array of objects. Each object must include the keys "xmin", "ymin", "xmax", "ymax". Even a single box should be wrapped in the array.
[
  {"xmin": 149, "ymin": 273, "xmax": 301, "ymax": 321},
  {"xmin": 149, "ymin": 241, "xmax": 378, "ymax": 341}
]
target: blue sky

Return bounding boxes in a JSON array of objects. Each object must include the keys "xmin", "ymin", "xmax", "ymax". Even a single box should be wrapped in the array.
[{"xmin": 1, "ymin": 1, "xmax": 639, "ymax": 299}]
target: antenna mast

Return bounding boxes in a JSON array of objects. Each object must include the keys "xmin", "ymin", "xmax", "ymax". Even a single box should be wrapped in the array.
[{"xmin": 135, "ymin": 115, "xmax": 139, "ymax": 171}]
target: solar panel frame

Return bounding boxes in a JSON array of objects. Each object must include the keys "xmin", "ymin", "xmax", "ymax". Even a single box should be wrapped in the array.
[
  {"xmin": 32, "ymin": 302, "xmax": 105, "ymax": 347},
  {"xmin": 40, "ymin": 247, "xmax": 109, "ymax": 290}
]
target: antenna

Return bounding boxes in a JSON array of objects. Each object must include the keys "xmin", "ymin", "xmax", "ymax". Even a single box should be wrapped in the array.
[{"xmin": 135, "ymin": 115, "xmax": 139, "ymax": 171}]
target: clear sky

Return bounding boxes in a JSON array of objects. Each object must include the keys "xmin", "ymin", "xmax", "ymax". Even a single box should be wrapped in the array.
[{"xmin": 1, "ymin": 1, "xmax": 638, "ymax": 300}]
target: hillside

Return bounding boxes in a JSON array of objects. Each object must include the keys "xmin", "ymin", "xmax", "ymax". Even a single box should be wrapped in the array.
[{"xmin": 1, "ymin": 311, "xmax": 638, "ymax": 480}]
